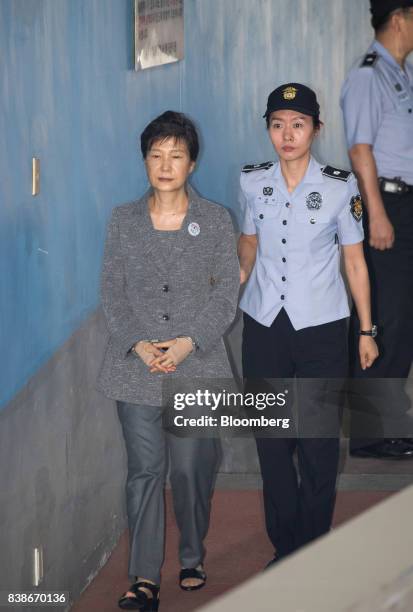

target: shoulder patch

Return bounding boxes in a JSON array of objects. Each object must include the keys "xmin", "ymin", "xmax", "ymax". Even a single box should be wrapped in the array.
[
  {"xmin": 322, "ymin": 165, "xmax": 351, "ymax": 182},
  {"xmin": 242, "ymin": 161, "xmax": 274, "ymax": 173},
  {"xmin": 360, "ymin": 52, "xmax": 378, "ymax": 68},
  {"xmin": 350, "ymin": 194, "xmax": 363, "ymax": 222}
]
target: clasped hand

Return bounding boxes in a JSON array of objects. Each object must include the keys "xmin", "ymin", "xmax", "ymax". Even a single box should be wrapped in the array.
[{"xmin": 133, "ymin": 337, "xmax": 194, "ymax": 373}]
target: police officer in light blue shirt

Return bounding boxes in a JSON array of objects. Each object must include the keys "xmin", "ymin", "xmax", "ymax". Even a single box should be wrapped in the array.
[
  {"xmin": 341, "ymin": 19, "xmax": 413, "ymax": 187},
  {"xmin": 238, "ymin": 83, "xmax": 378, "ymax": 565},
  {"xmin": 340, "ymin": 0, "xmax": 413, "ymax": 459},
  {"xmin": 239, "ymin": 157, "xmax": 365, "ymax": 329}
]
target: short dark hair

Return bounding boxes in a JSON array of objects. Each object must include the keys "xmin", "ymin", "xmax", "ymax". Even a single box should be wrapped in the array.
[
  {"xmin": 140, "ymin": 111, "xmax": 199, "ymax": 161},
  {"xmin": 265, "ymin": 114, "xmax": 322, "ymax": 130},
  {"xmin": 372, "ymin": 10, "xmax": 392, "ymax": 30},
  {"xmin": 372, "ymin": 6, "xmax": 412, "ymax": 31}
]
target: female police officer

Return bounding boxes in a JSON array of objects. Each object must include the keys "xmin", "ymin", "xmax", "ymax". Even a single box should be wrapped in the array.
[{"xmin": 238, "ymin": 83, "xmax": 379, "ymax": 565}]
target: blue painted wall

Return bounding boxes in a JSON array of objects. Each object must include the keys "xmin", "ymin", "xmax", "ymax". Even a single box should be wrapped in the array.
[
  {"xmin": 0, "ymin": 0, "xmax": 183, "ymax": 407},
  {"xmin": 0, "ymin": 0, "xmax": 373, "ymax": 408}
]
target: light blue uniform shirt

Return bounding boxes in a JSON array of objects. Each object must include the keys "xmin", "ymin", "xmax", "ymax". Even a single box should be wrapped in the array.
[
  {"xmin": 239, "ymin": 156, "xmax": 364, "ymax": 330},
  {"xmin": 340, "ymin": 40, "xmax": 413, "ymax": 185}
]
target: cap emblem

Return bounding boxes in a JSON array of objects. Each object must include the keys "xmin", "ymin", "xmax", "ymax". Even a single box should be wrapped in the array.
[{"xmin": 283, "ymin": 86, "xmax": 298, "ymax": 100}]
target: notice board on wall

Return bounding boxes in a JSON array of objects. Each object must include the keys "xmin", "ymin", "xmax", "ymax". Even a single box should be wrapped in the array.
[{"xmin": 134, "ymin": 0, "xmax": 184, "ymax": 70}]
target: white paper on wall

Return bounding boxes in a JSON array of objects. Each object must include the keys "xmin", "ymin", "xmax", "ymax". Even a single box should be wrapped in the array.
[{"xmin": 134, "ymin": 0, "xmax": 184, "ymax": 70}]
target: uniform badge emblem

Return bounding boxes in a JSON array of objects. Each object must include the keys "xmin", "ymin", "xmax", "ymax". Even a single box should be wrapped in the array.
[
  {"xmin": 263, "ymin": 187, "xmax": 273, "ymax": 196},
  {"xmin": 283, "ymin": 86, "xmax": 297, "ymax": 100},
  {"xmin": 350, "ymin": 195, "xmax": 363, "ymax": 222},
  {"xmin": 361, "ymin": 52, "xmax": 378, "ymax": 68},
  {"xmin": 188, "ymin": 222, "xmax": 200, "ymax": 236},
  {"xmin": 242, "ymin": 161, "xmax": 274, "ymax": 173},
  {"xmin": 322, "ymin": 165, "xmax": 351, "ymax": 182},
  {"xmin": 306, "ymin": 192, "xmax": 323, "ymax": 210}
]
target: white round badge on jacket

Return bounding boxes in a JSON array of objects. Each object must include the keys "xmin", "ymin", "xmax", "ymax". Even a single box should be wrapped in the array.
[{"xmin": 188, "ymin": 222, "xmax": 200, "ymax": 236}]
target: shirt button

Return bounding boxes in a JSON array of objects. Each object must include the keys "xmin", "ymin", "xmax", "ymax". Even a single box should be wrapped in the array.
[
  {"xmin": 281, "ymin": 295, "xmax": 285, "ymax": 300},
  {"xmin": 162, "ymin": 284, "xmax": 169, "ymax": 292},
  {"xmin": 282, "ymin": 238, "xmax": 286, "ymax": 244},
  {"xmin": 161, "ymin": 314, "xmax": 169, "ymax": 321},
  {"xmin": 259, "ymin": 214, "xmax": 264, "ymax": 219},
  {"xmin": 285, "ymin": 202, "xmax": 290, "ymax": 208},
  {"xmin": 282, "ymin": 257, "xmax": 286, "ymax": 263},
  {"xmin": 282, "ymin": 276, "xmax": 286, "ymax": 281},
  {"xmin": 282, "ymin": 220, "xmax": 287, "ymax": 225},
  {"xmin": 310, "ymin": 218, "xmax": 316, "ymax": 224}
]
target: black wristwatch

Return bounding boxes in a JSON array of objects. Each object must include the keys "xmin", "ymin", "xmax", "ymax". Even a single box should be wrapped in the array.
[{"xmin": 359, "ymin": 325, "xmax": 378, "ymax": 338}]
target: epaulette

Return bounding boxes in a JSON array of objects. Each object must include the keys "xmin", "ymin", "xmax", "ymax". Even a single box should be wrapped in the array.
[
  {"xmin": 242, "ymin": 161, "xmax": 274, "ymax": 173},
  {"xmin": 360, "ymin": 52, "xmax": 378, "ymax": 68},
  {"xmin": 322, "ymin": 165, "xmax": 351, "ymax": 182}
]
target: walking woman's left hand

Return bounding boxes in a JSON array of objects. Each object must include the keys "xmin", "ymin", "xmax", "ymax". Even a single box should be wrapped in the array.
[
  {"xmin": 359, "ymin": 336, "xmax": 379, "ymax": 370},
  {"xmin": 149, "ymin": 337, "xmax": 194, "ymax": 372}
]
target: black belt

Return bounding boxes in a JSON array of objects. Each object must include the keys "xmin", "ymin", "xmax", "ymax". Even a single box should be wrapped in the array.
[{"xmin": 378, "ymin": 176, "xmax": 413, "ymax": 194}]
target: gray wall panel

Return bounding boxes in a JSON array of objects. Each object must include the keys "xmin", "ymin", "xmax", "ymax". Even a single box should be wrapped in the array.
[{"xmin": 0, "ymin": 310, "xmax": 126, "ymax": 607}]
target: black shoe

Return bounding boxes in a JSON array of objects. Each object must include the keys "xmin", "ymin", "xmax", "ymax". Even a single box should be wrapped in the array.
[
  {"xmin": 264, "ymin": 554, "xmax": 280, "ymax": 570},
  {"xmin": 401, "ymin": 438, "xmax": 413, "ymax": 447},
  {"xmin": 179, "ymin": 567, "xmax": 207, "ymax": 591},
  {"xmin": 350, "ymin": 439, "xmax": 413, "ymax": 459},
  {"xmin": 118, "ymin": 581, "xmax": 159, "ymax": 610}
]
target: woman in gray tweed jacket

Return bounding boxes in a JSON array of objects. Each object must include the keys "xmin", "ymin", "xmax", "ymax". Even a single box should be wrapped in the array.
[{"xmin": 97, "ymin": 111, "xmax": 239, "ymax": 610}]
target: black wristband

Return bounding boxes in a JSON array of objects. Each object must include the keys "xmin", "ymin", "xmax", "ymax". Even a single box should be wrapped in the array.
[{"xmin": 359, "ymin": 325, "xmax": 377, "ymax": 338}]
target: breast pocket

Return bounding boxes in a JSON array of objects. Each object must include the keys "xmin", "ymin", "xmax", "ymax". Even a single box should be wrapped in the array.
[
  {"xmin": 295, "ymin": 211, "xmax": 336, "ymax": 256},
  {"xmin": 295, "ymin": 211, "xmax": 331, "ymax": 226},
  {"xmin": 252, "ymin": 198, "xmax": 281, "ymax": 228},
  {"xmin": 381, "ymin": 96, "xmax": 413, "ymax": 152}
]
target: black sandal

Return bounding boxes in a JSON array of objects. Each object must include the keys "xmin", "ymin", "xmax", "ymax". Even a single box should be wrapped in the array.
[
  {"xmin": 179, "ymin": 567, "xmax": 207, "ymax": 591},
  {"xmin": 118, "ymin": 580, "xmax": 160, "ymax": 610}
]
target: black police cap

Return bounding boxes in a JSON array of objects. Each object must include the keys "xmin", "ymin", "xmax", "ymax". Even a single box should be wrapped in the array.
[
  {"xmin": 263, "ymin": 83, "xmax": 320, "ymax": 119},
  {"xmin": 370, "ymin": 0, "xmax": 413, "ymax": 20}
]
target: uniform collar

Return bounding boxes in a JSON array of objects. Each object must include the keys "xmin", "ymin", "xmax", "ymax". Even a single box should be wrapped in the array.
[
  {"xmin": 274, "ymin": 156, "xmax": 324, "ymax": 197},
  {"xmin": 372, "ymin": 40, "xmax": 404, "ymax": 73},
  {"xmin": 302, "ymin": 156, "xmax": 325, "ymax": 185}
]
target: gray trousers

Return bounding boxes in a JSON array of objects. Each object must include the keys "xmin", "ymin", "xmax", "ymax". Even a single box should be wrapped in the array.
[{"xmin": 117, "ymin": 402, "xmax": 220, "ymax": 584}]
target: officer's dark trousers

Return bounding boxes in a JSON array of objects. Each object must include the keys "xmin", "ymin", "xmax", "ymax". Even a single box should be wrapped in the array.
[
  {"xmin": 349, "ymin": 189, "xmax": 413, "ymax": 450},
  {"xmin": 242, "ymin": 308, "xmax": 348, "ymax": 558}
]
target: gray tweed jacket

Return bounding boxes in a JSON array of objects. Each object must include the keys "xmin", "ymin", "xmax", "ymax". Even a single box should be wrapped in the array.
[{"xmin": 97, "ymin": 185, "xmax": 240, "ymax": 406}]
